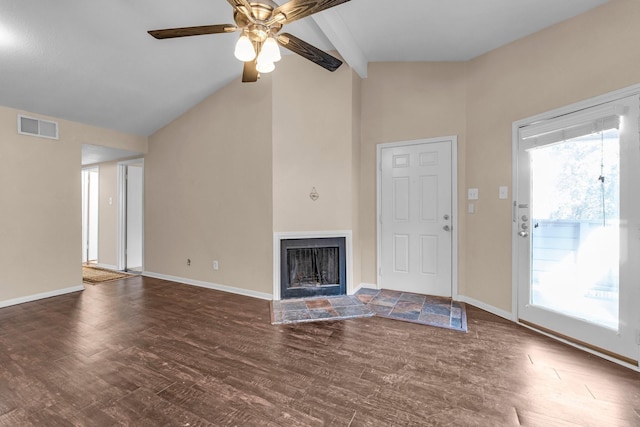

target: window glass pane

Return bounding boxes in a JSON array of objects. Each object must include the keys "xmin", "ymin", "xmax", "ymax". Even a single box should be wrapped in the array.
[{"xmin": 530, "ymin": 129, "xmax": 619, "ymax": 329}]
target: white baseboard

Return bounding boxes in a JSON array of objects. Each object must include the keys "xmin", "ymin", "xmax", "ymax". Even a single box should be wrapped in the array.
[
  {"xmin": 0, "ymin": 285, "xmax": 85, "ymax": 309},
  {"xmin": 351, "ymin": 282, "xmax": 378, "ymax": 294},
  {"xmin": 456, "ymin": 295, "xmax": 515, "ymax": 321},
  {"xmin": 96, "ymin": 263, "xmax": 119, "ymax": 271},
  {"xmin": 142, "ymin": 271, "xmax": 273, "ymax": 301}
]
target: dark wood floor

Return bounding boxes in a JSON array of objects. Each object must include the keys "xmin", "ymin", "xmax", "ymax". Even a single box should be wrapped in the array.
[{"xmin": 0, "ymin": 276, "xmax": 638, "ymax": 426}]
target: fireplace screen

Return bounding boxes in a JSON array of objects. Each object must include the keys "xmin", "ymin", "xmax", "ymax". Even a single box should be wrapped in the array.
[
  {"xmin": 280, "ymin": 237, "xmax": 346, "ymax": 299},
  {"xmin": 287, "ymin": 247, "xmax": 339, "ymax": 287}
]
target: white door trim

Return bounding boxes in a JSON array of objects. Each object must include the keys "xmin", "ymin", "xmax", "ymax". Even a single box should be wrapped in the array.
[
  {"xmin": 82, "ymin": 166, "xmax": 100, "ymax": 264},
  {"xmin": 511, "ymin": 83, "xmax": 640, "ymax": 320},
  {"xmin": 117, "ymin": 158, "xmax": 144, "ymax": 272},
  {"xmin": 376, "ymin": 136, "xmax": 459, "ymax": 299}
]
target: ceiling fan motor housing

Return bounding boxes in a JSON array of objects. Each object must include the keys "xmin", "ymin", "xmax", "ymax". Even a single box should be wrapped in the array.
[{"xmin": 235, "ymin": 0, "xmax": 283, "ymax": 42}]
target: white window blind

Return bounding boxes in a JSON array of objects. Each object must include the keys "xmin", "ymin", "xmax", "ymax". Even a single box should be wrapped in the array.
[{"xmin": 519, "ymin": 104, "xmax": 625, "ymax": 147}]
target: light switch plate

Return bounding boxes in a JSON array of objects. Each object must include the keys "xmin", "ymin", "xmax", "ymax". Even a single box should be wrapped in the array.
[
  {"xmin": 468, "ymin": 188, "xmax": 479, "ymax": 200},
  {"xmin": 499, "ymin": 186, "xmax": 508, "ymax": 199}
]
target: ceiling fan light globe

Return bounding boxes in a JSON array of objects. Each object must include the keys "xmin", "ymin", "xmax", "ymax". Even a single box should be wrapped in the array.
[
  {"xmin": 234, "ymin": 34, "xmax": 256, "ymax": 62},
  {"xmin": 261, "ymin": 37, "xmax": 281, "ymax": 62},
  {"xmin": 256, "ymin": 59, "xmax": 275, "ymax": 74}
]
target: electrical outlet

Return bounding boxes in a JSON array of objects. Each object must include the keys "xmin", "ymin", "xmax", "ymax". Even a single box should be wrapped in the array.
[{"xmin": 213, "ymin": 260, "xmax": 219, "ymax": 270}]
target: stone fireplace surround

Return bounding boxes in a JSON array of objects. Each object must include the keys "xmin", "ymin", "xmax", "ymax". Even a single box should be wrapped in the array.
[{"xmin": 273, "ymin": 231, "xmax": 353, "ymax": 301}]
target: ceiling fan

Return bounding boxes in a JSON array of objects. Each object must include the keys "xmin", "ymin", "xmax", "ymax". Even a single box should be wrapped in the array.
[{"xmin": 148, "ymin": 0, "xmax": 351, "ymax": 82}]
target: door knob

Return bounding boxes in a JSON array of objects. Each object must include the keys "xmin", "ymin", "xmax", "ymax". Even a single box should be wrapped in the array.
[
  {"xmin": 443, "ymin": 225, "xmax": 451, "ymax": 231},
  {"xmin": 443, "ymin": 214, "xmax": 450, "ymax": 220},
  {"xmin": 518, "ymin": 231, "xmax": 529, "ymax": 237}
]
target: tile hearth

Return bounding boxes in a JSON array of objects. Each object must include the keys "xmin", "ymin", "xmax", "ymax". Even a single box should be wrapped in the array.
[
  {"xmin": 270, "ymin": 295, "xmax": 373, "ymax": 325},
  {"xmin": 355, "ymin": 288, "xmax": 467, "ymax": 332},
  {"xmin": 271, "ymin": 289, "xmax": 467, "ymax": 332}
]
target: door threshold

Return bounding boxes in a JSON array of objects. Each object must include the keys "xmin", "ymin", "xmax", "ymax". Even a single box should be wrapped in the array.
[{"xmin": 519, "ymin": 319, "xmax": 638, "ymax": 367}]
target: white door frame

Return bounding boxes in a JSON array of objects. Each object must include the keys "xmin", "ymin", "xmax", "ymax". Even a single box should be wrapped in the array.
[
  {"xmin": 117, "ymin": 158, "xmax": 144, "ymax": 272},
  {"xmin": 376, "ymin": 136, "xmax": 459, "ymax": 298},
  {"xmin": 511, "ymin": 83, "xmax": 640, "ymax": 369},
  {"xmin": 82, "ymin": 166, "xmax": 100, "ymax": 264}
]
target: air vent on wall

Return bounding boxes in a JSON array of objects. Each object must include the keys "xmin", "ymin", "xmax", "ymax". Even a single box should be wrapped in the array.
[{"xmin": 17, "ymin": 115, "xmax": 59, "ymax": 140}]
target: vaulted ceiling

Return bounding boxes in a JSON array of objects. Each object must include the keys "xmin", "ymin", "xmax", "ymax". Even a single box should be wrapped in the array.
[{"xmin": 0, "ymin": 0, "xmax": 610, "ymax": 136}]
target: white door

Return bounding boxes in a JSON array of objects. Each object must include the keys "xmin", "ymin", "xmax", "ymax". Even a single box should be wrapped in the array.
[
  {"xmin": 515, "ymin": 94, "xmax": 640, "ymax": 364},
  {"xmin": 379, "ymin": 139, "xmax": 453, "ymax": 296}
]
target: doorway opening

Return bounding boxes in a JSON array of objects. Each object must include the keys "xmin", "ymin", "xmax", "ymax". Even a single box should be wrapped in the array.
[
  {"xmin": 117, "ymin": 159, "xmax": 144, "ymax": 273},
  {"xmin": 81, "ymin": 167, "xmax": 99, "ymax": 265}
]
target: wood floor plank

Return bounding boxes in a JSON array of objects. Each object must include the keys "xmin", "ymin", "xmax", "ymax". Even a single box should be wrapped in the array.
[{"xmin": 0, "ymin": 277, "xmax": 638, "ymax": 426}]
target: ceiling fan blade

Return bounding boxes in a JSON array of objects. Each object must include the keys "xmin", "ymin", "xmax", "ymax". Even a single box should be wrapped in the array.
[
  {"xmin": 271, "ymin": 0, "xmax": 350, "ymax": 24},
  {"xmin": 242, "ymin": 61, "xmax": 259, "ymax": 83},
  {"xmin": 277, "ymin": 33, "xmax": 342, "ymax": 72},
  {"xmin": 227, "ymin": 0, "xmax": 254, "ymax": 19},
  {"xmin": 148, "ymin": 24, "xmax": 237, "ymax": 39}
]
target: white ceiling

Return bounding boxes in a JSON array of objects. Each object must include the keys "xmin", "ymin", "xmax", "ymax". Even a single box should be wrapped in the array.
[{"xmin": 0, "ymin": 0, "xmax": 610, "ymax": 137}]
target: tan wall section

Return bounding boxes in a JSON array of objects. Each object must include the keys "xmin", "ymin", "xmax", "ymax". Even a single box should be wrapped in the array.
[
  {"xmin": 464, "ymin": 0, "xmax": 640, "ymax": 311},
  {"xmin": 272, "ymin": 54, "xmax": 356, "ymax": 233},
  {"xmin": 359, "ymin": 62, "xmax": 468, "ymax": 286},
  {"xmin": 0, "ymin": 106, "xmax": 147, "ymax": 303},
  {"xmin": 146, "ymin": 78, "xmax": 274, "ymax": 295}
]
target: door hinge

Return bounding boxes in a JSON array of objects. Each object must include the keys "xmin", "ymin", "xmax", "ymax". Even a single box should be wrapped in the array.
[
  {"xmin": 636, "ymin": 330, "xmax": 640, "ymax": 346},
  {"xmin": 379, "ymin": 267, "xmax": 383, "ymax": 276}
]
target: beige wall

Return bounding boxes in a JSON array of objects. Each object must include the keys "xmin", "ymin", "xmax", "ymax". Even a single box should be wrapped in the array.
[
  {"xmin": 359, "ymin": 62, "xmax": 468, "ymax": 286},
  {"xmin": 146, "ymin": 54, "xmax": 362, "ymax": 296},
  {"xmin": 0, "ymin": 106, "xmax": 147, "ymax": 304},
  {"xmin": 272, "ymin": 55, "xmax": 357, "ymax": 233},
  {"xmin": 463, "ymin": 0, "xmax": 640, "ymax": 311},
  {"xmin": 146, "ymin": 78, "xmax": 274, "ymax": 295},
  {"xmin": 272, "ymin": 55, "xmax": 362, "ymax": 291}
]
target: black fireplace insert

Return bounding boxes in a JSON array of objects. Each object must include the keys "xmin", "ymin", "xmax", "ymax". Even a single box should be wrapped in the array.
[{"xmin": 280, "ymin": 237, "xmax": 346, "ymax": 299}]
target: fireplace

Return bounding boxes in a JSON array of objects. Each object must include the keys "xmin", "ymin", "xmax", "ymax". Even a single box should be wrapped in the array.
[{"xmin": 280, "ymin": 237, "xmax": 346, "ymax": 299}]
